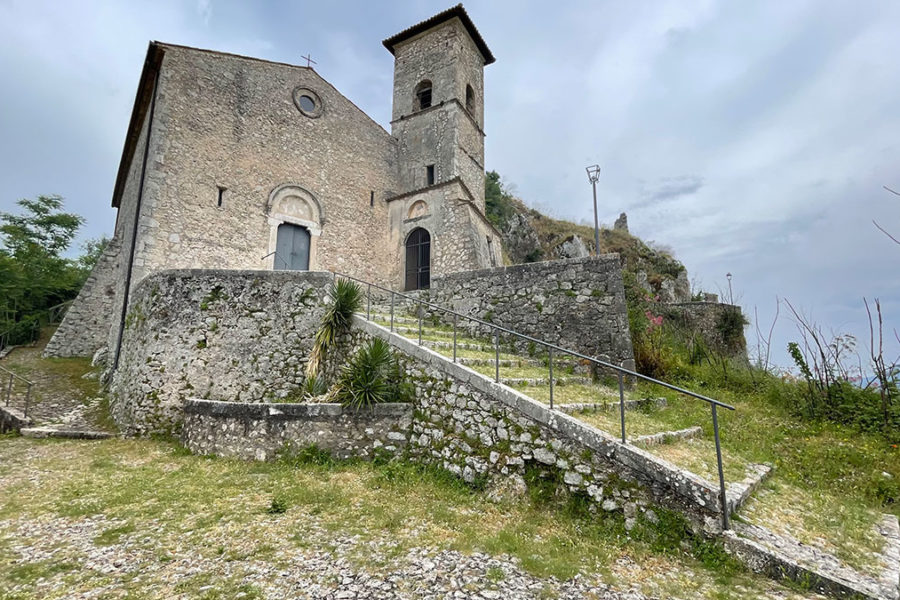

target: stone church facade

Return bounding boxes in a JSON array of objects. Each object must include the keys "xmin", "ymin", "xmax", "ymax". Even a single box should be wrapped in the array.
[{"xmin": 46, "ymin": 5, "xmax": 504, "ymax": 361}]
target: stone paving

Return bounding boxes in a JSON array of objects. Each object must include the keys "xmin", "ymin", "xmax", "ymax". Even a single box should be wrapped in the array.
[{"xmin": 0, "ymin": 339, "xmax": 111, "ymax": 436}]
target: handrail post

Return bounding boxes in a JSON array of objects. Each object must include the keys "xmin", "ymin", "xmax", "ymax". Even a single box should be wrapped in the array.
[
  {"xmin": 453, "ymin": 314, "xmax": 458, "ymax": 363},
  {"xmin": 712, "ymin": 404, "xmax": 730, "ymax": 530},
  {"xmin": 418, "ymin": 302, "xmax": 423, "ymax": 345},
  {"xmin": 24, "ymin": 383, "xmax": 31, "ymax": 419},
  {"xmin": 618, "ymin": 371, "xmax": 626, "ymax": 443},
  {"xmin": 390, "ymin": 291, "xmax": 395, "ymax": 332},
  {"xmin": 5, "ymin": 373, "xmax": 12, "ymax": 407},
  {"xmin": 367, "ymin": 284, "xmax": 371, "ymax": 320},
  {"xmin": 548, "ymin": 346, "xmax": 554, "ymax": 410},
  {"xmin": 494, "ymin": 331, "xmax": 500, "ymax": 382}
]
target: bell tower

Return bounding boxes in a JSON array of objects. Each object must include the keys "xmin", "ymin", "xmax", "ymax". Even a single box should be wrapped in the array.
[{"xmin": 383, "ymin": 4, "xmax": 495, "ymax": 209}]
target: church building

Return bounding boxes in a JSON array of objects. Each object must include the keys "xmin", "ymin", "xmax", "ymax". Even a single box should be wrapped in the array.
[{"xmin": 45, "ymin": 5, "xmax": 504, "ymax": 359}]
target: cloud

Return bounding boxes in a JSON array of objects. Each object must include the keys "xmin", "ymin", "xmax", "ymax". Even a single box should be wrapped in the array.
[
  {"xmin": 637, "ymin": 175, "xmax": 705, "ymax": 207},
  {"xmin": 1, "ymin": 0, "xmax": 898, "ymax": 368},
  {"xmin": 197, "ymin": 0, "xmax": 212, "ymax": 25}
]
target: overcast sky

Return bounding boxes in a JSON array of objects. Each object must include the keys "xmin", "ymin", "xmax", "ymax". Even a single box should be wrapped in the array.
[{"xmin": 1, "ymin": 0, "xmax": 898, "ymax": 370}]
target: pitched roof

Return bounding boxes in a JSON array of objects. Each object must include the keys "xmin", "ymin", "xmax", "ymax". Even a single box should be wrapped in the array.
[{"xmin": 382, "ymin": 4, "xmax": 496, "ymax": 66}]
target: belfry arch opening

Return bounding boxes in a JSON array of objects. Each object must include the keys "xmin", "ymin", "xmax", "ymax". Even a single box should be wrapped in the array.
[
  {"xmin": 465, "ymin": 84, "xmax": 475, "ymax": 113},
  {"xmin": 414, "ymin": 80, "xmax": 432, "ymax": 111},
  {"xmin": 405, "ymin": 227, "xmax": 431, "ymax": 290}
]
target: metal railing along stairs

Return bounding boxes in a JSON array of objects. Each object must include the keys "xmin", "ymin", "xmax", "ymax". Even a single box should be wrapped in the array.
[
  {"xmin": 332, "ymin": 271, "xmax": 737, "ymax": 530},
  {"xmin": 1, "ymin": 364, "xmax": 34, "ymax": 420}
]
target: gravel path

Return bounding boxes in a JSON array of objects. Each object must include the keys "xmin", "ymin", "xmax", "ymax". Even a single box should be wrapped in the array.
[{"xmin": 2, "ymin": 514, "xmax": 649, "ymax": 600}]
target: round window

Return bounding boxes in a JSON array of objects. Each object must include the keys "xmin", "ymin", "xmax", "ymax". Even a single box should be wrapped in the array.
[
  {"xmin": 292, "ymin": 87, "xmax": 323, "ymax": 118},
  {"xmin": 298, "ymin": 95, "xmax": 316, "ymax": 112}
]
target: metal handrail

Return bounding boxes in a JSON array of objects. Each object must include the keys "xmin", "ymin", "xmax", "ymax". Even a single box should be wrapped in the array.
[
  {"xmin": 0, "ymin": 364, "xmax": 34, "ymax": 420},
  {"xmin": 47, "ymin": 300, "xmax": 73, "ymax": 324},
  {"xmin": 331, "ymin": 270, "xmax": 736, "ymax": 530}
]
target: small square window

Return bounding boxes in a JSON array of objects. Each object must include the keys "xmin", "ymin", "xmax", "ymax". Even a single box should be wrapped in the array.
[{"xmin": 426, "ymin": 165, "xmax": 435, "ymax": 186}]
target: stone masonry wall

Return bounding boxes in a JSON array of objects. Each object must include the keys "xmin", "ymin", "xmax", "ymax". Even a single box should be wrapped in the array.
[
  {"xmin": 423, "ymin": 256, "xmax": 635, "ymax": 368},
  {"xmin": 106, "ymin": 92, "xmax": 155, "ymax": 365},
  {"xmin": 391, "ymin": 17, "xmax": 486, "ymax": 211},
  {"xmin": 131, "ymin": 45, "xmax": 400, "ymax": 288},
  {"xmin": 352, "ymin": 318, "xmax": 723, "ymax": 531},
  {"xmin": 182, "ymin": 400, "xmax": 413, "ymax": 462},
  {"xmin": 112, "ymin": 269, "xmax": 720, "ymax": 531},
  {"xmin": 387, "ymin": 180, "xmax": 502, "ymax": 285},
  {"xmin": 110, "ymin": 269, "xmax": 332, "ymax": 434},
  {"xmin": 44, "ymin": 236, "xmax": 124, "ymax": 358}
]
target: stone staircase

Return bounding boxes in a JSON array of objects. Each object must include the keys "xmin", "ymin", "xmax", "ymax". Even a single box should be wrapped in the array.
[
  {"xmin": 0, "ymin": 340, "xmax": 116, "ymax": 439},
  {"xmin": 361, "ymin": 305, "xmax": 900, "ymax": 600}
]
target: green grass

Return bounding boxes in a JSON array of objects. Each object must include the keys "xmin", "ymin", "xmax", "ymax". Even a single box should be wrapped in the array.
[
  {"xmin": 617, "ymin": 363, "xmax": 899, "ymax": 574},
  {"xmin": 342, "ymin": 312, "xmax": 893, "ymax": 576},
  {"xmin": 0, "ymin": 437, "xmax": 817, "ymax": 599},
  {"xmin": 365, "ymin": 315, "xmax": 898, "ymax": 576}
]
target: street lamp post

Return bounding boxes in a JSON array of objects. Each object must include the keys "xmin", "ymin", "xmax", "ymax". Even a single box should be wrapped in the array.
[
  {"xmin": 586, "ymin": 165, "xmax": 601, "ymax": 255},
  {"xmin": 726, "ymin": 272, "xmax": 733, "ymax": 305}
]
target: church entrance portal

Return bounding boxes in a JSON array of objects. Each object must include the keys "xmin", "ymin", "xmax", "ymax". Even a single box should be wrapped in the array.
[
  {"xmin": 274, "ymin": 223, "xmax": 311, "ymax": 270},
  {"xmin": 405, "ymin": 228, "xmax": 431, "ymax": 290}
]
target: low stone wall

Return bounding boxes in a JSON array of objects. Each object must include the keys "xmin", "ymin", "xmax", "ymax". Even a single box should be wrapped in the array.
[
  {"xmin": 110, "ymin": 269, "xmax": 333, "ymax": 435},
  {"xmin": 347, "ymin": 317, "xmax": 723, "ymax": 530},
  {"xmin": 44, "ymin": 236, "xmax": 124, "ymax": 358},
  {"xmin": 0, "ymin": 405, "xmax": 32, "ymax": 434},
  {"xmin": 182, "ymin": 399, "xmax": 413, "ymax": 461},
  {"xmin": 422, "ymin": 256, "xmax": 635, "ymax": 368}
]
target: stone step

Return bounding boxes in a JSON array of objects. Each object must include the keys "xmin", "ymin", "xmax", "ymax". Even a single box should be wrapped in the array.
[
  {"xmin": 388, "ymin": 326, "xmax": 458, "ymax": 339},
  {"xmin": 555, "ymin": 397, "xmax": 667, "ymax": 415},
  {"xmin": 726, "ymin": 463, "xmax": 774, "ymax": 514},
  {"xmin": 632, "ymin": 426, "xmax": 703, "ymax": 447},
  {"xmin": 723, "ymin": 513, "xmax": 897, "ymax": 600},
  {"xmin": 20, "ymin": 426, "xmax": 117, "ymax": 440},
  {"xmin": 421, "ymin": 339, "xmax": 498, "ymax": 352},
  {"xmin": 500, "ymin": 376, "xmax": 593, "ymax": 387},
  {"xmin": 456, "ymin": 356, "xmax": 582, "ymax": 370}
]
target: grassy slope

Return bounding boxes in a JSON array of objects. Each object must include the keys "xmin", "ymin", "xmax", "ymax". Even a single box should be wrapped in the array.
[{"xmin": 0, "ymin": 436, "xmax": 823, "ymax": 600}]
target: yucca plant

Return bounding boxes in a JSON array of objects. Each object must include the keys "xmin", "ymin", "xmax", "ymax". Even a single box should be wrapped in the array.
[
  {"xmin": 338, "ymin": 338, "xmax": 395, "ymax": 409},
  {"xmin": 306, "ymin": 279, "xmax": 362, "ymax": 378},
  {"xmin": 301, "ymin": 374, "xmax": 327, "ymax": 400}
]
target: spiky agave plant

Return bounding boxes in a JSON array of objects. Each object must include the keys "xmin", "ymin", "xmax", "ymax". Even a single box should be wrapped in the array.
[
  {"xmin": 338, "ymin": 338, "xmax": 394, "ymax": 409},
  {"xmin": 306, "ymin": 278, "xmax": 363, "ymax": 378},
  {"xmin": 301, "ymin": 374, "xmax": 327, "ymax": 400}
]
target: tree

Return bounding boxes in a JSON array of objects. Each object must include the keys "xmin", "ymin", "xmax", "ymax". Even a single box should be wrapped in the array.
[
  {"xmin": 0, "ymin": 195, "xmax": 87, "ymax": 338},
  {"xmin": 76, "ymin": 235, "xmax": 110, "ymax": 275}
]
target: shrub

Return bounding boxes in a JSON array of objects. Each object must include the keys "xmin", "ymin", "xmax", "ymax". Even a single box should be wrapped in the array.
[
  {"xmin": 337, "ymin": 338, "xmax": 413, "ymax": 409},
  {"xmin": 2, "ymin": 315, "xmax": 41, "ymax": 346},
  {"xmin": 306, "ymin": 279, "xmax": 362, "ymax": 377},
  {"xmin": 267, "ymin": 495, "xmax": 288, "ymax": 514},
  {"xmin": 301, "ymin": 374, "xmax": 326, "ymax": 400}
]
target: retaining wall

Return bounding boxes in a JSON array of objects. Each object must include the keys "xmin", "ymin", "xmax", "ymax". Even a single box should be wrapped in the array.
[
  {"xmin": 182, "ymin": 400, "xmax": 413, "ymax": 461},
  {"xmin": 110, "ymin": 269, "xmax": 333, "ymax": 434},
  {"xmin": 422, "ymin": 256, "xmax": 635, "ymax": 368},
  {"xmin": 350, "ymin": 317, "xmax": 723, "ymax": 530}
]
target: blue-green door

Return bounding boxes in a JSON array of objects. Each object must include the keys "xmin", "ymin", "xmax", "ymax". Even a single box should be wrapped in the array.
[{"xmin": 274, "ymin": 223, "xmax": 310, "ymax": 270}]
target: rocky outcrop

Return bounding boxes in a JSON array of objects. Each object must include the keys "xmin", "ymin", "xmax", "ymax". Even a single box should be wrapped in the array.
[
  {"xmin": 553, "ymin": 235, "xmax": 590, "ymax": 259},
  {"xmin": 497, "ymin": 211, "xmax": 542, "ymax": 263}
]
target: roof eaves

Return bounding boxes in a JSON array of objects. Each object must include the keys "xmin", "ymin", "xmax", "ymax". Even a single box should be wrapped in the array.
[
  {"xmin": 111, "ymin": 42, "xmax": 165, "ymax": 208},
  {"xmin": 382, "ymin": 4, "xmax": 495, "ymax": 66}
]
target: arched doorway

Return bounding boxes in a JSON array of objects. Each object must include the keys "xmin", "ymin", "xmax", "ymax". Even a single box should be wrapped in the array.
[
  {"xmin": 275, "ymin": 223, "xmax": 311, "ymax": 270},
  {"xmin": 405, "ymin": 228, "xmax": 431, "ymax": 290}
]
